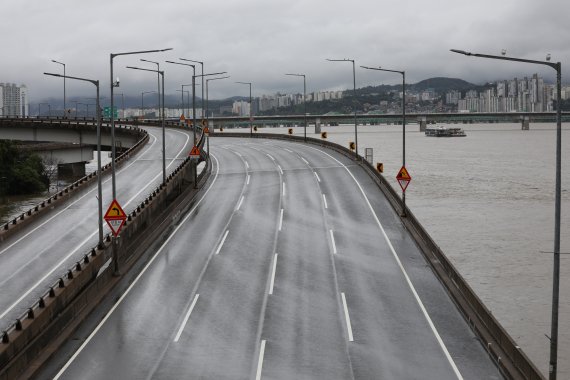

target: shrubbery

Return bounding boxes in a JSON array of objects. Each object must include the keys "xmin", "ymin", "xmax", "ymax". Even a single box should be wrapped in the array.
[{"xmin": 0, "ymin": 141, "xmax": 49, "ymax": 196}]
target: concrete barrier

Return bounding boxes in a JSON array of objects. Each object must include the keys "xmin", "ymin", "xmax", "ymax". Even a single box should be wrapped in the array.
[
  {"xmin": 211, "ymin": 132, "xmax": 545, "ymax": 380},
  {"xmin": 0, "ymin": 153, "xmax": 210, "ymax": 379}
]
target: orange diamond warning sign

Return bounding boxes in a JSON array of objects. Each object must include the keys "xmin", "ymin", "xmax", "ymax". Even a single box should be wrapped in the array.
[
  {"xmin": 189, "ymin": 145, "xmax": 201, "ymax": 159},
  {"xmin": 396, "ymin": 166, "xmax": 411, "ymax": 192},
  {"xmin": 203, "ymin": 127, "xmax": 210, "ymax": 135},
  {"xmin": 104, "ymin": 199, "xmax": 127, "ymax": 236}
]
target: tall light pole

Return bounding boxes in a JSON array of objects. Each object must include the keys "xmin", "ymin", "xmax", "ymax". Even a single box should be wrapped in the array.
[
  {"xmin": 236, "ymin": 81, "xmax": 253, "ymax": 137},
  {"xmin": 51, "ymin": 60, "xmax": 66, "ymax": 117},
  {"xmin": 114, "ymin": 92, "xmax": 125, "ymax": 119},
  {"xmin": 166, "ymin": 61, "xmax": 196, "ymax": 144},
  {"xmin": 128, "ymin": 65, "xmax": 167, "ymax": 187},
  {"xmin": 180, "ymin": 58, "xmax": 204, "ymax": 119},
  {"xmin": 176, "ymin": 89, "xmax": 190, "ymax": 116},
  {"xmin": 141, "ymin": 91, "xmax": 156, "ymax": 118},
  {"xmin": 109, "ymin": 48, "xmax": 172, "ymax": 207},
  {"xmin": 285, "ymin": 73, "xmax": 307, "ymax": 141},
  {"xmin": 451, "ymin": 48, "xmax": 562, "ymax": 380},
  {"xmin": 44, "ymin": 72, "xmax": 104, "ymax": 249},
  {"xmin": 327, "ymin": 58, "xmax": 358, "ymax": 157},
  {"xmin": 181, "ymin": 84, "xmax": 193, "ymax": 116},
  {"xmin": 361, "ymin": 65, "xmax": 407, "ymax": 216},
  {"xmin": 140, "ymin": 59, "xmax": 162, "ymax": 120},
  {"xmin": 206, "ymin": 76, "xmax": 230, "ymax": 134}
]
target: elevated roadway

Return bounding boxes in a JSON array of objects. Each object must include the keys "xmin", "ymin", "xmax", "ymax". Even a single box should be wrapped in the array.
[
  {"xmin": 0, "ymin": 126, "xmax": 193, "ymax": 333},
  {"xmin": 39, "ymin": 137, "xmax": 501, "ymax": 379}
]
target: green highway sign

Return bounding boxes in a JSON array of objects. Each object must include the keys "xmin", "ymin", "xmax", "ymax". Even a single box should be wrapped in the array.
[{"xmin": 103, "ymin": 106, "xmax": 118, "ymax": 118}]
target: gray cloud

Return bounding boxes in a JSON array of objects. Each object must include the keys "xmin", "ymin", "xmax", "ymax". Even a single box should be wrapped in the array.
[{"xmin": 2, "ymin": 0, "xmax": 569, "ymax": 102}]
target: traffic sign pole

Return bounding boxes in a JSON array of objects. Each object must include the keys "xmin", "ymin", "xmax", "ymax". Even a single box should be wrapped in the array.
[{"xmin": 396, "ymin": 166, "xmax": 411, "ymax": 216}]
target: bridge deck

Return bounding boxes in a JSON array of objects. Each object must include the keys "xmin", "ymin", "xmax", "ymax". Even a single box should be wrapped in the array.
[{"xmin": 39, "ymin": 137, "xmax": 501, "ymax": 379}]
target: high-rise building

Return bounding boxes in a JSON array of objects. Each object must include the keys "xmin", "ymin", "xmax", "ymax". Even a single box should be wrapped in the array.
[{"xmin": 0, "ymin": 83, "xmax": 29, "ymax": 117}]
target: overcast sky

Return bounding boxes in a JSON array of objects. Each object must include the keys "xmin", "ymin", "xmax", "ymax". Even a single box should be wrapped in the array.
[{"xmin": 2, "ymin": 0, "xmax": 569, "ymax": 103}]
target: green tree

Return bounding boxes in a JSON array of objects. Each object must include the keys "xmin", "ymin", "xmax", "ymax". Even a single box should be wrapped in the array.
[{"xmin": 0, "ymin": 141, "xmax": 49, "ymax": 196}]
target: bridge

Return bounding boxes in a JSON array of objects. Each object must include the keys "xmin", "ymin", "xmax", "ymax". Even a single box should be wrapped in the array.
[{"xmin": 0, "ymin": 118, "xmax": 544, "ymax": 379}]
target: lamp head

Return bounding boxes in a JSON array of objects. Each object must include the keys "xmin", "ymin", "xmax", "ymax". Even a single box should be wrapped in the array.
[
  {"xmin": 546, "ymin": 53, "xmax": 551, "ymax": 61},
  {"xmin": 501, "ymin": 49, "xmax": 507, "ymax": 56}
]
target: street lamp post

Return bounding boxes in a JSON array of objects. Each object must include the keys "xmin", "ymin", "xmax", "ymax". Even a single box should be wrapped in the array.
[
  {"xmin": 141, "ymin": 91, "xmax": 156, "ymax": 118},
  {"xmin": 44, "ymin": 72, "xmax": 104, "ymax": 249},
  {"xmin": 451, "ymin": 48, "xmax": 563, "ymax": 380},
  {"xmin": 206, "ymin": 76, "xmax": 230, "ymax": 134},
  {"xmin": 128, "ymin": 66, "xmax": 166, "ymax": 186},
  {"xmin": 176, "ymin": 89, "xmax": 190, "ymax": 116},
  {"xmin": 181, "ymin": 84, "xmax": 193, "ymax": 116},
  {"xmin": 180, "ymin": 58, "xmax": 204, "ymax": 119},
  {"xmin": 236, "ymin": 81, "xmax": 253, "ymax": 136},
  {"xmin": 70, "ymin": 100, "xmax": 79, "ymax": 118},
  {"xmin": 51, "ymin": 60, "xmax": 66, "ymax": 117},
  {"xmin": 361, "ymin": 65, "xmax": 407, "ymax": 216},
  {"xmin": 285, "ymin": 73, "xmax": 307, "ymax": 141},
  {"xmin": 114, "ymin": 92, "xmax": 125, "ymax": 119},
  {"xmin": 140, "ymin": 59, "xmax": 162, "ymax": 120},
  {"xmin": 166, "ymin": 61, "xmax": 196, "ymax": 144},
  {"xmin": 327, "ymin": 58, "xmax": 358, "ymax": 157},
  {"xmin": 109, "ymin": 48, "xmax": 172, "ymax": 214}
]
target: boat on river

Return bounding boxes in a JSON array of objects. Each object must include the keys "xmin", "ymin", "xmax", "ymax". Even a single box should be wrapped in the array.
[{"xmin": 425, "ymin": 126, "xmax": 466, "ymax": 137}]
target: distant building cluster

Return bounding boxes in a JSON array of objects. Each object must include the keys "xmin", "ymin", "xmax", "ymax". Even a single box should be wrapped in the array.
[
  {"xmin": 233, "ymin": 90, "xmax": 343, "ymax": 115},
  {"xmin": 448, "ymin": 74, "xmax": 570, "ymax": 113},
  {"xmin": 0, "ymin": 83, "xmax": 28, "ymax": 117}
]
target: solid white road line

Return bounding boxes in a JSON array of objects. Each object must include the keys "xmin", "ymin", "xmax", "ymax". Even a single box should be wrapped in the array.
[
  {"xmin": 216, "ymin": 230, "xmax": 229, "ymax": 255},
  {"xmin": 255, "ymin": 340, "xmax": 267, "ymax": 380},
  {"xmin": 173, "ymin": 294, "xmax": 199, "ymax": 342},
  {"xmin": 277, "ymin": 165, "xmax": 283, "ymax": 175},
  {"xmin": 269, "ymin": 254, "xmax": 278, "ymax": 295},
  {"xmin": 236, "ymin": 196, "xmax": 245, "ymax": 211},
  {"xmin": 245, "ymin": 161, "xmax": 250, "ymax": 169},
  {"xmin": 278, "ymin": 209, "xmax": 284, "ymax": 231},
  {"xmin": 329, "ymin": 229, "xmax": 337, "ymax": 254},
  {"xmin": 301, "ymin": 157, "xmax": 309, "ymax": 165},
  {"xmin": 266, "ymin": 153, "xmax": 275, "ymax": 161},
  {"xmin": 247, "ymin": 175, "xmax": 251, "ymax": 185},
  {"xmin": 322, "ymin": 194, "xmax": 328, "ymax": 209},
  {"xmin": 313, "ymin": 147, "xmax": 464, "ymax": 380},
  {"xmin": 341, "ymin": 293, "xmax": 354, "ymax": 342},
  {"xmin": 282, "ymin": 182, "xmax": 286, "ymax": 197},
  {"xmin": 314, "ymin": 171, "xmax": 321, "ymax": 182},
  {"xmin": 283, "ymin": 148, "xmax": 293, "ymax": 153},
  {"xmin": 52, "ymin": 153, "xmax": 222, "ymax": 380}
]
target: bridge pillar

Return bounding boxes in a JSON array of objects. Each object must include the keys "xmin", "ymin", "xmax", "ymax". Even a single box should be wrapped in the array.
[
  {"xmin": 419, "ymin": 117, "xmax": 427, "ymax": 132},
  {"xmin": 521, "ymin": 116, "xmax": 530, "ymax": 130},
  {"xmin": 315, "ymin": 118, "xmax": 321, "ymax": 134},
  {"xmin": 58, "ymin": 162, "xmax": 86, "ymax": 177}
]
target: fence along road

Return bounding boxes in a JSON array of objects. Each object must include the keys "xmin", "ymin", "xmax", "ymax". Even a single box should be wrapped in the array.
[{"xmin": 38, "ymin": 137, "xmax": 502, "ymax": 380}]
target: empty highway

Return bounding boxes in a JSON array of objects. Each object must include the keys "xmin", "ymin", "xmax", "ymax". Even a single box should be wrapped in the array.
[
  {"xmin": 38, "ymin": 137, "xmax": 501, "ymax": 379},
  {"xmin": 0, "ymin": 126, "xmax": 193, "ymax": 332}
]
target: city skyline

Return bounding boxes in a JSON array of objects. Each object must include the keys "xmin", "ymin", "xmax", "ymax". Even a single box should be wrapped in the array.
[{"xmin": 1, "ymin": 0, "xmax": 569, "ymax": 102}]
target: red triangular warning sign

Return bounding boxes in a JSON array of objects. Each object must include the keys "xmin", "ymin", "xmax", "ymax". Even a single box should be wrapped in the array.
[
  {"xmin": 180, "ymin": 114, "xmax": 185, "ymax": 121},
  {"xmin": 104, "ymin": 199, "xmax": 126, "ymax": 219},
  {"xmin": 396, "ymin": 166, "xmax": 411, "ymax": 181},
  {"xmin": 104, "ymin": 199, "xmax": 127, "ymax": 236},
  {"xmin": 189, "ymin": 146, "xmax": 200, "ymax": 157}
]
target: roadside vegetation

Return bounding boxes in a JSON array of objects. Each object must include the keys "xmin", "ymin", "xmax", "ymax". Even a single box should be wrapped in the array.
[{"xmin": 0, "ymin": 140, "xmax": 50, "ymax": 196}]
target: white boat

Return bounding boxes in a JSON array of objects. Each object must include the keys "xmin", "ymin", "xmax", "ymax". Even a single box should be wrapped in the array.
[{"xmin": 425, "ymin": 126, "xmax": 466, "ymax": 137}]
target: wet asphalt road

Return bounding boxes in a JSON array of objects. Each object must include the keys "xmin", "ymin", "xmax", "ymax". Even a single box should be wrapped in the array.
[
  {"xmin": 39, "ymin": 137, "xmax": 502, "ymax": 380},
  {"xmin": 0, "ymin": 127, "xmax": 193, "ymax": 332}
]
